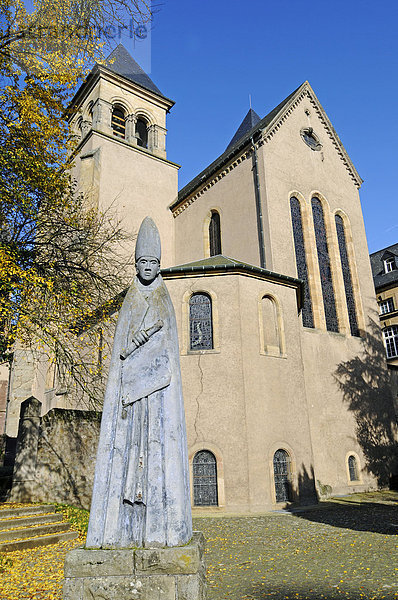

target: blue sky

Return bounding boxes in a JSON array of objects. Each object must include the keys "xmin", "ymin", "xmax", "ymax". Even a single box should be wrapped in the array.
[{"xmin": 125, "ymin": 0, "xmax": 397, "ymax": 254}]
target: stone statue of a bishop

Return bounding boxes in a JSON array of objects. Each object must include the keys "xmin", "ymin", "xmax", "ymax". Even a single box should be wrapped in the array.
[{"xmin": 86, "ymin": 217, "xmax": 192, "ymax": 548}]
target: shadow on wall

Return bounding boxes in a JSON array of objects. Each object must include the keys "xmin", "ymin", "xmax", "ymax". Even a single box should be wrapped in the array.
[{"xmin": 334, "ymin": 317, "xmax": 398, "ymax": 488}]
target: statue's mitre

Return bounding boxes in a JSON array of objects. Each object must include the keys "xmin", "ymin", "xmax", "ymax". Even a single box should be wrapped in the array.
[{"xmin": 135, "ymin": 216, "xmax": 161, "ymax": 261}]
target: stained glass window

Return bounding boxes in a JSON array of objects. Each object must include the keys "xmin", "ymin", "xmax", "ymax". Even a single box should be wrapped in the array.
[
  {"xmin": 189, "ymin": 293, "xmax": 213, "ymax": 350},
  {"xmin": 209, "ymin": 211, "xmax": 222, "ymax": 256},
  {"xmin": 312, "ymin": 198, "xmax": 339, "ymax": 332},
  {"xmin": 335, "ymin": 215, "xmax": 360, "ymax": 337},
  {"xmin": 193, "ymin": 450, "xmax": 218, "ymax": 506},
  {"xmin": 273, "ymin": 449, "xmax": 291, "ymax": 502},
  {"xmin": 348, "ymin": 455, "xmax": 359, "ymax": 481},
  {"xmin": 290, "ymin": 198, "xmax": 314, "ymax": 328}
]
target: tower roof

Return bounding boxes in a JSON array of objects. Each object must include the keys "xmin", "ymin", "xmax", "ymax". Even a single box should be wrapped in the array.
[
  {"xmin": 104, "ymin": 44, "xmax": 165, "ymax": 98},
  {"xmin": 226, "ymin": 108, "xmax": 261, "ymax": 150}
]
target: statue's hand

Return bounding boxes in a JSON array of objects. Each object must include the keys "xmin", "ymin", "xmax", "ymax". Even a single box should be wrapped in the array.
[{"xmin": 132, "ymin": 330, "xmax": 149, "ymax": 347}]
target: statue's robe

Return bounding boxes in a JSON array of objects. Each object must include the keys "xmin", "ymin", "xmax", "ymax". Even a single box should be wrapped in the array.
[{"xmin": 86, "ymin": 275, "xmax": 192, "ymax": 548}]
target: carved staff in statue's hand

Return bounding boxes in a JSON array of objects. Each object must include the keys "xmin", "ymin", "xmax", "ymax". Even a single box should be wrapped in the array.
[{"xmin": 120, "ymin": 320, "xmax": 164, "ymax": 361}]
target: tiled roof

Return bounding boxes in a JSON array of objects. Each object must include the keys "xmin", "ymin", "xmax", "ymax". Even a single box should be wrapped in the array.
[
  {"xmin": 103, "ymin": 44, "xmax": 165, "ymax": 97},
  {"xmin": 226, "ymin": 108, "xmax": 261, "ymax": 150}
]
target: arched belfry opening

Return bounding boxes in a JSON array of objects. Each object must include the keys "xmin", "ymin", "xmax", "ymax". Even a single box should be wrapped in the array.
[
  {"xmin": 209, "ymin": 211, "xmax": 222, "ymax": 256},
  {"xmin": 111, "ymin": 105, "xmax": 126, "ymax": 139},
  {"xmin": 136, "ymin": 117, "xmax": 149, "ymax": 148}
]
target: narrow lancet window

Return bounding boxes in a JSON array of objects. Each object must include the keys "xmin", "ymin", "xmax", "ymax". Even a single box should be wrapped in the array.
[
  {"xmin": 189, "ymin": 293, "xmax": 213, "ymax": 350},
  {"xmin": 290, "ymin": 198, "xmax": 314, "ymax": 327},
  {"xmin": 335, "ymin": 215, "xmax": 360, "ymax": 336},
  {"xmin": 312, "ymin": 198, "xmax": 339, "ymax": 332},
  {"xmin": 209, "ymin": 211, "xmax": 222, "ymax": 256},
  {"xmin": 193, "ymin": 450, "xmax": 218, "ymax": 506}
]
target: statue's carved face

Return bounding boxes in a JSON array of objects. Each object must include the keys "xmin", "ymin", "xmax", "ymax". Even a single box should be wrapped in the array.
[{"xmin": 136, "ymin": 256, "xmax": 160, "ymax": 284}]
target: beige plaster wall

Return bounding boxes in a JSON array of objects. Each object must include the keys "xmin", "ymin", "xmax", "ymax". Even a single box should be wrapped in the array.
[
  {"xmin": 166, "ymin": 273, "xmax": 320, "ymax": 512},
  {"xmin": 94, "ymin": 134, "xmax": 178, "ymax": 267},
  {"xmin": 174, "ymin": 157, "xmax": 261, "ymax": 266}
]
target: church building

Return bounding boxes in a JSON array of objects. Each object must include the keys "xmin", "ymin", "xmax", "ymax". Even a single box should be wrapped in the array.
[{"xmin": 4, "ymin": 45, "xmax": 397, "ymax": 512}]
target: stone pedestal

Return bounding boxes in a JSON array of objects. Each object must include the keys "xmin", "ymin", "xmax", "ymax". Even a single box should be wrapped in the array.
[{"xmin": 63, "ymin": 532, "xmax": 206, "ymax": 600}]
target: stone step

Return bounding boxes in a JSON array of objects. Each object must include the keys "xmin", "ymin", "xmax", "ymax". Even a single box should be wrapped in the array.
[
  {"xmin": 0, "ymin": 504, "xmax": 57, "ymax": 519},
  {"xmin": 0, "ymin": 513, "xmax": 63, "ymax": 530},
  {"xmin": 0, "ymin": 521, "xmax": 71, "ymax": 541},
  {"xmin": 0, "ymin": 530, "xmax": 79, "ymax": 552}
]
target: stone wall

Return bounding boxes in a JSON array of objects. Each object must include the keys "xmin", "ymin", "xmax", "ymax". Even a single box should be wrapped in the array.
[{"xmin": 10, "ymin": 398, "xmax": 101, "ymax": 509}]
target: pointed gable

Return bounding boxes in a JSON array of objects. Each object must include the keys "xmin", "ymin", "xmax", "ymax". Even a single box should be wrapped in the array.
[
  {"xmin": 104, "ymin": 44, "xmax": 165, "ymax": 98},
  {"xmin": 173, "ymin": 81, "xmax": 362, "ymax": 213},
  {"xmin": 226, "ymin": 109, "xmax": 261, "ymax": 150}
]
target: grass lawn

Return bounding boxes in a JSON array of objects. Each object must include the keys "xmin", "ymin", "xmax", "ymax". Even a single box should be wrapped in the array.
[{"xmin": 0, "ymin": 492, "xmax": 397, "ymax": 600}]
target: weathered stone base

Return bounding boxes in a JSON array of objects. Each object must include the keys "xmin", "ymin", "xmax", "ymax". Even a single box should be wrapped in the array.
[{"xmin": 63, "ymin": 532, "xmax": 206, "ymax": 600}]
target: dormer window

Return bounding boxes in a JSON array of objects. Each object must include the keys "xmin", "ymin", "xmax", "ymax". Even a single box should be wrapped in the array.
[
  {"xmin": 136, "ymin": 118, "xmax": 148, "ymax": 148},
  {"xmin": 111, "ymin": 105, "xmax": 126, "ymax": 139},
  {"xmin": 384, "ymin": 257, "xmax": 396, "ymax": 273}
]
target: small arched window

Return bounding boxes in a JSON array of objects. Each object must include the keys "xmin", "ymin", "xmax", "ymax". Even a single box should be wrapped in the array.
[
  {"xmin": 273, "ymin": 449, "xmax": 292, "ymax": 502},
  {"xmin": 193, "ymin": 450, "xmax": 218, "ymax": 506},
  {"xmin": 136, "ymin": 118, "xmax": 148, "ymax": 148},
  {"xmin": 348, "ymin": 455, "xmax": 359, "ymax": 481},
  {"xmin": 189, "ymin": 293, "xmax": 213, "ymax": 350},
  {"xmin": 111, "ymin": 105, "xmax": 126, "ymax": 139},
  {"xmin": 209, "ymin": 211, "xmax": 222, "ymax": 256}
]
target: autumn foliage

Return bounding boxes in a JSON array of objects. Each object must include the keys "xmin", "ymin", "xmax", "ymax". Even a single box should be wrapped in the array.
[{"xmin": 0, "ymin": 0, "xmax": 150, "ymax": 403}]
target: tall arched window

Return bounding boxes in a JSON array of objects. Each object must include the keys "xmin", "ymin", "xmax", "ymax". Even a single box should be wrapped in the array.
[
  {"xmin": 189, "ymin": 293, "xmax": 213, "ymax": 350},
  {"xmin": 335, "ymin": 215, "xmax": 360, "ymax": 337},
  {"xmin": 312, "ymin": 198, "xmax": 339, "ymax": 332},
  {"xmin": 209, "ymin": 211, "xmax": 222, "ymax": 256},
  {"xmin": 348, "ymin": 455, "xmax": 359, "ymax": 481},
  {"xmin": 136, "ymin": 118, "xmax": 148, "ymax": 148},
  {"xmin": 193, "ymin": 450, "xmax": 218, "ymax": 506},
  {"xmin": 273, "ymin": 449, "xmax": 292, "ymax": 502},
  {"xmin": 290, "ymin": 197, "xmax": 314, "ymax": 328}
]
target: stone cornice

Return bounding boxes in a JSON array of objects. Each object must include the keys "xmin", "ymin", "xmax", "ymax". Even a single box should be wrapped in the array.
[{"xmin": 72, "ymin": 128, "xmax": 180, "ymax": 169}]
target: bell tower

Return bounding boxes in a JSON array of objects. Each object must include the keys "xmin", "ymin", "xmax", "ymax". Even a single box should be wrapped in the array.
[{"xmin": 69, "ymin": 44, "xmax": 178, "ymax": 267}]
